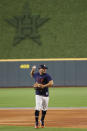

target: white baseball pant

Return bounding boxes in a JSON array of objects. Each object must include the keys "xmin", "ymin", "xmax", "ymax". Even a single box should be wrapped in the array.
[{"xmin": 35, "ymin": 95, "xmax": 49, "ymax": 111}]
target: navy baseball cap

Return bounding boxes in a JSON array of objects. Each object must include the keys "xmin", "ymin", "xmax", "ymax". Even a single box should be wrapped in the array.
[{"xmin": 38, "ymin": 64, "xmax": 48, "ymax": 69}]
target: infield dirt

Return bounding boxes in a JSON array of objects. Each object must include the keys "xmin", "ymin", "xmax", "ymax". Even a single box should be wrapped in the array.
[{"xmin": 0, "ymin": 109, "xmax": 87, "ymax": 128}]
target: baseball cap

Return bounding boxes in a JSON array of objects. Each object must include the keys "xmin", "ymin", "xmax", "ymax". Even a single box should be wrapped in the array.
[{"xmin": 38, "ymin": 64, "xmax": 48, "ymax": 69}]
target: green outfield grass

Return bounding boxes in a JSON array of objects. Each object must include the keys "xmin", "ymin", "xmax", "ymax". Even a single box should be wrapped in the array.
[
  {"xmin": 0, "ymin": 0, "xmax": 87, "ymax": 58},
  {"xmin": 0, "ymin": 126, "xmax": 87, "ymax": 131},
  {"xmin": 0, "ymin": 87, "xmax": 87, "ymax": 107}
]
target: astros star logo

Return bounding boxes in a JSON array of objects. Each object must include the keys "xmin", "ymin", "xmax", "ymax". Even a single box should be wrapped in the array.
[{"xmin": 6, "ymin": 3, "xmax": 49, "ymax": 46}]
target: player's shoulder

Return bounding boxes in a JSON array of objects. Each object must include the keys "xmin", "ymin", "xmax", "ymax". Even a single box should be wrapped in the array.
[
  {"xmin": 44, "ymin": 73, "xmax": 51, "ymax": 77},
  {"xmin": 34, "ymin": 72, "xmax": 39, "ymax": 75},
  {"xmin": 33, "ymin": 72, "xmax": 39, "ymax": 77},
  {"xmin": 45, "ymin": 73, "xmax": 53, "ymax": 80}
]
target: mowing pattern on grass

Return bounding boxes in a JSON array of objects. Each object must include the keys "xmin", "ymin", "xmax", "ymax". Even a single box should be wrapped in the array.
[
  {"xmin": 0, "ymin": 88, "xmax": 87, "ymax": 108},
  {"xmin": 0, "ymin": 0, "xmax": 87, "ymax": 58}
]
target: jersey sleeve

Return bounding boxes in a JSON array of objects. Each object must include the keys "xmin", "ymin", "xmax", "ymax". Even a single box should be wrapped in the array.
[
  {"xmin": 33, "ymin": 72, "xmax": 37, "ymax": 78},
  {"xmin": 46, "ymin": 74, "xmax": 53, "ymax": 82}
]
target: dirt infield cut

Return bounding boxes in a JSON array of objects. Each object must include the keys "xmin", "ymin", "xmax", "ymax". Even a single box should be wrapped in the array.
[{"xmin": 0, "ymin": 109, "xmax": 87, "ymax": 128}]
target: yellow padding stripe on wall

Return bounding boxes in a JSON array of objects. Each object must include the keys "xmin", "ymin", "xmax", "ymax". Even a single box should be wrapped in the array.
[{"xmin": 0, "ymin": 58, "xmax": 87, "ymax": 62}]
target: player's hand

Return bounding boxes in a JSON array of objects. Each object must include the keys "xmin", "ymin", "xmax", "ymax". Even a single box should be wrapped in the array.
[
  {"xmin": 33, "ymin": 82, "xmax": 44, "ymax": 88},
  {"xmin": 33, "ymin": 82, "xmax": 41, "ymax": 88},
  {"xmin": 33, "ymin": 82, "xmax": 38, "ymax": 88},
  {"xmin": 32, "ymin": 65, "xmax": 36, "ymax": 71},
  {"xmin": 39, "ymin": 84, "xmax": 45, "ymax": 88}
]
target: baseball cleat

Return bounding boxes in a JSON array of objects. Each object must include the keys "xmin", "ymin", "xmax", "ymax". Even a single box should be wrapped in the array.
[
  {"xmin": 35, "ymin": 122, "xmax": 39, "ymax": 128},
  {"xmin": 40, "ymin": 120, "xmax": 45, "ymax": 128},
  {"xmin": 35, "ymin": 125, "xmax": 39, "ymax": 128}
]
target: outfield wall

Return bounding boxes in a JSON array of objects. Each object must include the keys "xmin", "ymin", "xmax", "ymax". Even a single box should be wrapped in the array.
[{"xmin": 0, "ymin": 59, "xmax": 87, "ymax": 87}]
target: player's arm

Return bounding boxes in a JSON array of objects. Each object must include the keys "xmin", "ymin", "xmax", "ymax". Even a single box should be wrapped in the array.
[
  {"xmin": 30, "ymin": 66, "xmax": 36, "ymax": 78},
  {"xmin": 40, "ymin": 80, "xmax": 54, "ymax": 88},
  {"xmin": 43, "ymin": 80, "xmax": 54, "ymax": 88}
]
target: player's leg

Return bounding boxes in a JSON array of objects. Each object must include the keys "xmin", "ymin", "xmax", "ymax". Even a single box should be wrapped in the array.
[
  {"xmin": 35, "ymin": 110, "xmax": 39, "ymax": 128},
  {"xmin": 40, "ymin": 96, "xmax": 49, "ymax": 128},
  {"xmin": 35, "ymin": 95, "xmax": 42, "ymax": 128}
]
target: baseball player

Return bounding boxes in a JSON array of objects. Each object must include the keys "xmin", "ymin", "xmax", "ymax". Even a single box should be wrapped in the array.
[{"xmin": 30, "ymin": 64, "xmax": 53, "ymax": 128}]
